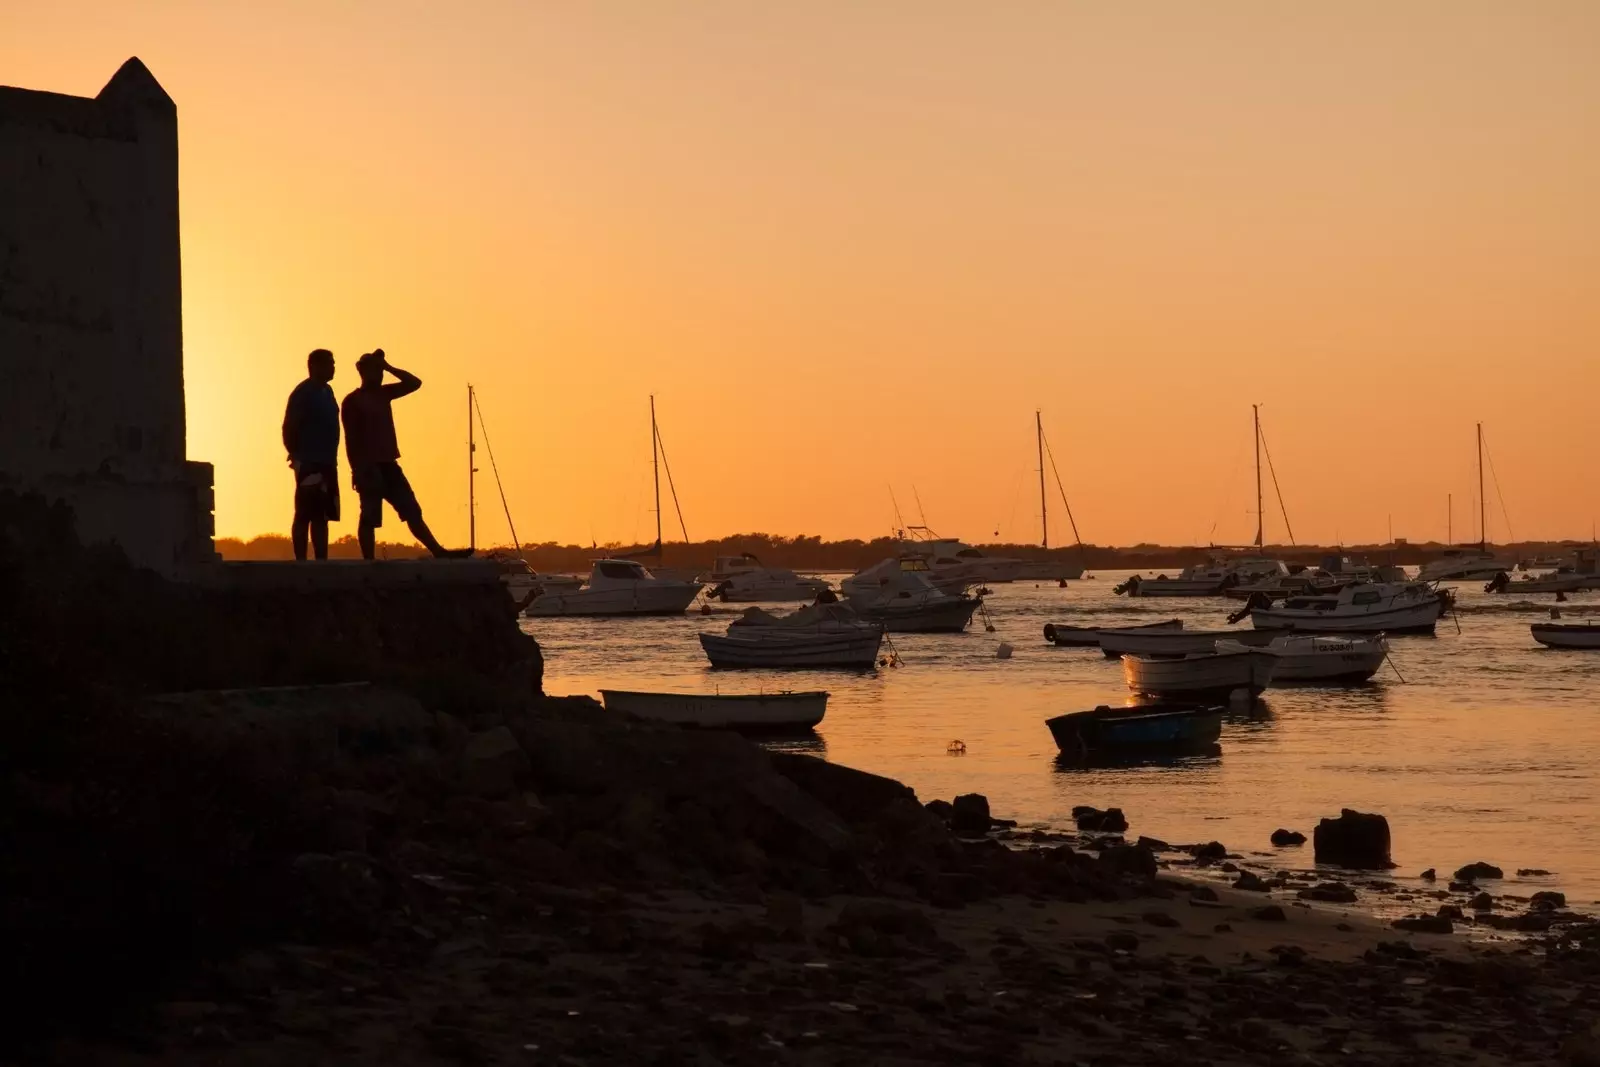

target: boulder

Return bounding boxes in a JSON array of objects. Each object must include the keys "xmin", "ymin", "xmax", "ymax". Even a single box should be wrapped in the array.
[
  {"xmin": 1437, "ymin": 904, "xmax": 1464, "ymax": 920},
  {"xmin": 1233, "ymin": 871, "xmax": 1269, "ymax": 893},
  {"xmin": 1297, "ymin": 882, "xmax": 1359, "ymax": 904},
  {"xmin": 460, "ymin": 725, "xmax": 530, "ymax": 798},
  {"xmin": 1249, "ymin": 905, "xmax": 1287, "ymax": 922},
  {"xmin": 1190, "ymin": 841, "xmax": 1228, "ymax": 862},
  {"xmin": 1517, "ymin": 868, "xmax": 1552, "ymax": 877},
  {"xmin": 924, "ymin": 799, "xmax": 954, "ymax": 822},
  {"xmin": 1312, "ymin": 809, "xmax": 1393, "ymax": 870},
  {"xmin": 949, "ymin": 794, "xmax": 993, "ymax": 836},
  {"xmin": 1454, "ymin": 862, "xmax": 1504, "ymax": 882},
  {"xmin": 1531, "ymin": 890, "xmax": 1567, "ymax": 910},
  {"xmin": 769, "ymin": 753, "xmax": 918, "ymax": 823},
  {"xmin": 1419, "ymin": 868, "xmax": 1437, "ymax": 881},
  {"xmin": 1468, "ymin": 892, "xmax": 1494, "ymax": 912},
  {"xmin": 1270, "ymin": 828, "xmax": 1306, "ymax": 847},
  {"xmin": 1098, "ymin": 843, "xmax": 1157, "ymax": 882},
  {"xmin": 1074, "ymin": 807, "xmax": 1129, "ymax": 833},
  {"xmin": 1392, "ymin": 915, "xmax": 1453, "ymax": 934}
]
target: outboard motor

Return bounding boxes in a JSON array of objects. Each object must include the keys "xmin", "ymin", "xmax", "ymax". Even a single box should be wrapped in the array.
[
  {"xmin": 1484, "ymin": 571, "xmax": 1509, "ymax": 594},
  {"xmin": 1113, "ymin": 575, "xmax": 1142, "ymax": 597},
  {"xmin": 1226, "ymin": 591, "xmax": 1271, "ymax": 625}
]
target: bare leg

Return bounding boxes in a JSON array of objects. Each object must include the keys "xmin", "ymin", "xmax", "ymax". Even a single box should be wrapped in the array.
[
  {"xmin": 359, "ymin": 522, "xmax": 377, "ymax": 560},
  {"xmin": 405, "ymin": 515, "xmax": 472, "ymax": 558},
  {"xmin": 292, "ymin": 518, "xmax": 309, "ymax": 561},
  {"xmin": 311, "ymin": 520, "xmax": 329, "ymax": 560}
]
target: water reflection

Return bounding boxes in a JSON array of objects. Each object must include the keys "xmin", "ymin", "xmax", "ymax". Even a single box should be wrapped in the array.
[
  {"xmin": 758, "ymin": 732, "xmax": 827, "ymax": 756},
  {"xmin": 1052, "ymin": 741, "xmax": 1222, "ymax": 772}
]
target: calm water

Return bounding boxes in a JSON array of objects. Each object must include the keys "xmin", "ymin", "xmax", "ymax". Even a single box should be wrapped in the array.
[{"xmin": 528, "ymin": 571, "xmax": 1600, "ymax": 904}]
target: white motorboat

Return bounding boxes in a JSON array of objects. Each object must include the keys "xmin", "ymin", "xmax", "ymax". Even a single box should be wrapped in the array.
[
  {"xmin": 1318, "ymin": 555, "xmax": 1409, "ymax": 585},
  {"xmin": 1419, "ymin": 548, "xmax": 1511, "ymax": 583},
  {"xmin": 843, "ymin": 556, "xmax": 971, "ymax": 599},
  {"xmin": 700, "ymin": 603, "xmax": 885, "ymax": 668},
  {"xmin": 847, "ymin": 567, "xmax": 983, "ymax": 633},
  {"xmin": 489, "ymin": 554, "xmax": 582, "ymax": 600},
  {"xmin": 1251, "ymin": 581, "xmax": 1446, "ymax": 634},
  {"xmin": 1043, "ymin": 619, "xmax": 1182, "ymax": 647},
  {"xmin": 1098, "ymin": 626, "xmax": 1277, "ymax": 659},
  {"xmin": 599, "ymin": 689, "xmax": 828, "ymax": 730},
  {"xmin": 1531, "ymin": 623, "xmax": 1600, "ymax": 650},
  {"xmin": 708, "ymin": 567, "xmax": 832, "ymax": 603},
  {"xmin": 1217, "ymin": 634, "xmax": 1389, "ymax": 684},
  {"xmin": 695, "ymin": 554, "xmax": 764, "ymax": 584},
  {"xmin": 1123, "ymin": 646, "xmax": 1277, "ymax": 697},
  {"xmin": 524, "ymin": 559, "xmax": 703, "ymax": 617},
  {"xmin": 1485, "ymin": 570, "xmax": 1588, "ymax": 595},
  {"xmin": 900, "ymin": 534, "xmax": 1025, "ymax": 584},
  {"xmin": 1115, "ymin": 557, "xmax": 1288, "ymax": 598}
]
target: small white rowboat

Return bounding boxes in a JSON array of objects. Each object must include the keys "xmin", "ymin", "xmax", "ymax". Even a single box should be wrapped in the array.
[{"xmin": 599, "ymin": 689, "xmax": 829, "ymax": 730}]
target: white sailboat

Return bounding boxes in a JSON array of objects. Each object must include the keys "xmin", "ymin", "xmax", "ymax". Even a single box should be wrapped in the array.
[
  {"xmin": 1419, "ymin": 424, "xmax": 1513, "ymax": 582},
  {"xmin": 1012, "ymin": 412, "xmax": 1087, "ymax": 581},
  {"xmin": 525, "ymin": 396, "xmax": 703, "ymax": 617}
]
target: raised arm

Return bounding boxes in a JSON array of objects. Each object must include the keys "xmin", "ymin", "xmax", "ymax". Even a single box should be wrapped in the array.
[{"xmin": 373, "ymin": 350, "xmax": 421, "ymax": 399}]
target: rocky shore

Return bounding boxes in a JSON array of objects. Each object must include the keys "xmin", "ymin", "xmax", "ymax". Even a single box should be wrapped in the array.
[{"xmin": 7, "ymin": 494, "xmax": 1600, "ymax": 1065}]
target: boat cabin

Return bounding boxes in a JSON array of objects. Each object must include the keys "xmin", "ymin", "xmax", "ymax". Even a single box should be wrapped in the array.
[{"xmin": 590, "ymin": 559, "xmax": 656, "ymax": 583}]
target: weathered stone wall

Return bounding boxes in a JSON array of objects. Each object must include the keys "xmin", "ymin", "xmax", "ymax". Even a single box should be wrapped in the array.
[{"xmin": 0, "ymin": 58, "xmax": 214, "ymax": 571}]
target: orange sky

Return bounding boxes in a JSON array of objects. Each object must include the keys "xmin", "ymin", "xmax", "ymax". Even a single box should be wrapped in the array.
[{"xmin": 6, "ymin": 2, "xmax": 1598, "ymax": 548}]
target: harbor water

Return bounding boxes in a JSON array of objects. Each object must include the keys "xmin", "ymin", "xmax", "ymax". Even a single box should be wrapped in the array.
[{"xmin": 529, "ymin": 570, "xmax": 1600, "ymax": 905}]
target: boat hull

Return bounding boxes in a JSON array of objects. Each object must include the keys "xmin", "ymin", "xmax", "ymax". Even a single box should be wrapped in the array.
[
  {"xmin": 699, "ymin": 630, "xmax": 884, "ymax": 668},
  {"xmin": 1046, "ymin": 703, "xmax": 1223, "ymax": 755},
  {"xmin": 1218, "ymin": 636, "xmax": 1387, "ymax": 684},
  {"xmin": 1251, "ymin": 598, "xmax": 1442, "ymax": 634},
  {"xmin": 1099, "ymin": 628, "xmax": 1275, "ymax": 659},
  {"xmin": 525, "ymin": 581, "xmax": 703, "ymax": 617},
  {"xmin": 599, "ymin": 689, "xmax": 828, "ymax": 730},
  {"xmin": 716, "ymin": 580, "xmax": 832, "ymax": 603},
  {"xmin": 1122, "ymin": 650, "xmax": 1277, "ymax": 696},
  {"xmin": 857, "ymin": 596, "xmax": 982, "ymax": 633},
  {"xmin": 1532, "ymin": 624, "xmax": 1600, "ymax": 650},
  {"xmin": 1044, "ymin": 619, "xmax": 1182, "ymax": 647},
  {"xmin": 1124, "ymin": 578, "xmax": 1230, "ymax": 598}
]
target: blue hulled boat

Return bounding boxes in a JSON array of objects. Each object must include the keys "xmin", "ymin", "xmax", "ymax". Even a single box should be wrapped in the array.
[{"xmin": 1045, "ymin": 703, "xmax": 1223, "ymax": 757}]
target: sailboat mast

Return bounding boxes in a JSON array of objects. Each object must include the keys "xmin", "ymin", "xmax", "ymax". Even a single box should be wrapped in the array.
[
  {"xmin": 651, "ymin": 394, "xmax": 662, "ymax": 550},
  {"xmin": 1448, "ymin": 494, "xmax": 1452, "ymax": 544},
  {"xmin": 467, "ymin": 384, "xmax": 476, "ymax": 552},
  {"xmin": 1253, "ymin": 404, "xmax": 1263, "ymax": 550},
  {"xmin": 1476, "ymin": 422, "xmax": 1487, "ymax": 549},
  {"xmin": 1036, "ymin": 411, "xmax": 1048, "ymax": 549}
]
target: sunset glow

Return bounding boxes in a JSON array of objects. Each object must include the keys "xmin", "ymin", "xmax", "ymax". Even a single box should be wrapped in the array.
[{"xmin": 7, "ymin": 2, "xmax": 1597, "ymax": 548}]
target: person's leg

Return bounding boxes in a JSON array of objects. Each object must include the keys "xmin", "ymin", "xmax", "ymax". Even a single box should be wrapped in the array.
[
  {"xmin": 386, "ymin": 463, "xmax": 471, "ymax": 558},
  {"xmin": 358, "ymin": 522, "xmax": 376, "ymax": 559},
  {"xmin": 355, "ymin": 465, "xmax": 382, "ymax": 560},
  {"xmin": 291, "ymin": 517, "xmax": 309, "ymax": 560},
  {"xmin": 311, "ymin": 519, "xmax": 330, "ymax": 560}
]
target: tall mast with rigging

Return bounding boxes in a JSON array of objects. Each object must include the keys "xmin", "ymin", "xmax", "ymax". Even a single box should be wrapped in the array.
[
  {"xmin": 651, "ymin": 394, "xmax": 662, "ymax": 553},
  {"xmin": 1253, "ymin": 404, "xmax": 1263, "ymax": 550},
  {"xmin": 1477, "ymin": 421, "xmax": 1486, "ymax": 550},
  {"xmin": 467, "ymin": 384, "xmax": 476, "ymax": 553},
  {"xmin": 1036, "ymin": 411, "xmax": 1048, "ymax": 549}
]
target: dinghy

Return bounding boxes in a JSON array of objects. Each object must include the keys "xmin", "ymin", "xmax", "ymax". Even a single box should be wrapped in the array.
[
  {"xmin": 1043, "ymin": 619, "xmax": 1182, "ymax": 647},
  {"xmin": 1098, "ymin": 627, "xmax": 1276, "ymax": 659},
  {"xmin": 1122, "ymin": 646, "xmax": 1277, "ymax": 697},
  {"xmin": 1046, "ymin": 703, "xmax": 1223, "ymax": 756},
  {"xmin": 1216, "ymin": 634, "xmax": 1388, "ymax": 684},
  {"xmin": 1531, "ymin": 623, "xmax": 1600, "ymax": 650},
  {"xmin": 1250, "ymin": 581, "xmax": 1446, "ymax": 634},
  {"xmin": 599, "ymin": 689, "xmax": 828, "ymax": 730},
  {"xmin": 524, "ymin": 559, "xmax": 703, "ymax": 617}
]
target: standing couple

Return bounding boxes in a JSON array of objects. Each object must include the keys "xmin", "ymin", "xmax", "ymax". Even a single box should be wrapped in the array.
[{"xmin": 282, "ymin": 348, "xmax": 470, "ymax": 560}]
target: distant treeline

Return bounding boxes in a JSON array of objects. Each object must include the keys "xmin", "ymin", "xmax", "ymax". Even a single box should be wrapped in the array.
[{"xmin": 213, "ymin": 532, "xmax": 1589, "ymax": 572}]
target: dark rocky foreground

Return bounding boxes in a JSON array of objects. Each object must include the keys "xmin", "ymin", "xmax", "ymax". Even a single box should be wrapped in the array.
[{"xmin": 7, "ymin": 493, "xmax": 1600, "ymax": 1065}]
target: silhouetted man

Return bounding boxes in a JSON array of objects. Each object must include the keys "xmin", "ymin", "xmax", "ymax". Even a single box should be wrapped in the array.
[
  {"xmin": 341, "ymin": 349, "xmax": 470, "ymax": 560},
  {"xmin": 282, "ymin": 348, "xmax": 340, "ymax": 560}
]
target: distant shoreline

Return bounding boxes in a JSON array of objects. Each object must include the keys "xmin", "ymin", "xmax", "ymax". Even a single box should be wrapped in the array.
[{"xmin": 214, "ymin": 532, "xmax": 1593, "ymax": 572}]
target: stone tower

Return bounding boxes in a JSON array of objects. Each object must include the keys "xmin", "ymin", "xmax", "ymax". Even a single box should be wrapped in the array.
[{"xmin": 0, "ymin": 58, "xmax": 215, "ymax": 571}]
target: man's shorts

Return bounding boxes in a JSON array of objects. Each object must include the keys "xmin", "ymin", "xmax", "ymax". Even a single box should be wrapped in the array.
[
  {"xmin": 354, "ymin": 461, "xmax": 422, "ymax": 529},
  {"xmin": 292, "ymin": 462, "xmax": 341, "ymax": 524}
]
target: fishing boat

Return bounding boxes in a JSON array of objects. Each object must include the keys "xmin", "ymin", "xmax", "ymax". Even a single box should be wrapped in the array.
[
  {"xmin": 708, "ymin": 567, "xmax": 832, "ymax": 603},
  {"xmin": 1045, "ymin": 703, "xmax": 1223, "ymax": 756},
  {"xmin": 1216, "ymin": 634, "xmax": 1389, "ymax": 684},
  {"xmin": 1531, "ymin": 623, "xmax": 1600, "ymax": 650},
  {"xmin": 1098, "ymin": 626, "xmax": 1277, "ymax": 659},
  {"xmin": 1042, "ymin": 619, "xmax": 1182, "ymax": 647},
  {"xmin": 1250, "ymin": 581, "xmax": 1447, "ymax": 634},
  {"xmin": 1418, "ymin": 424, "xmax": 1513, "ymax": 581},
  {"xmin": 700, "ymin": 603, "xmax": 885, "ymax": 668},
  {"xmin": 524, "ymin": 558, "xmax": 704, "ymax": 617},
  {"xmin": 1123, "ymin": 646, "xmax": 1277, "ymax": 697},
  {"xmin": 599, "ymin": 689, "xmax": 828, "ymax": 730},
  {"xmin": 846, "ymin": 565, "xmax": 982, "ymax": 632}
]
